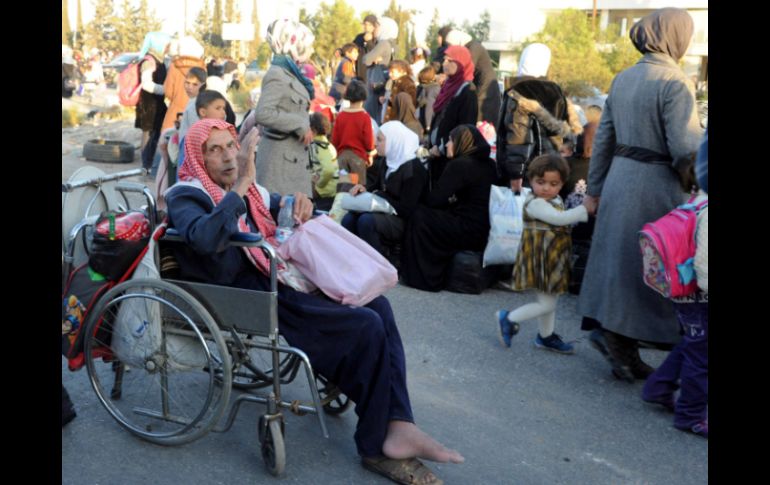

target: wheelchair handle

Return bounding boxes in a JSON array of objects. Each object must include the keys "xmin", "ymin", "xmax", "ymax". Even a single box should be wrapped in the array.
[
  {"xmin": 61, "ymin": 168, "xmax": 147, "ymax": 192},
  {"xmin": 164, "ymin": 228, "xmax": 278, "ymax": 292}
]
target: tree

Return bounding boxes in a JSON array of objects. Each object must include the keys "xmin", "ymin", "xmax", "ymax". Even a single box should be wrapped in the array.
[
  {"xmin": 409, "ymin": 24, "xmax": 417, "ymax": 50},
  {"xmin": 114, "ymin": 0, "xmax": 142, "ymax": 52},
  {"xmin": 425, "ymin": 8, "xmax": 441, "ymax": 53},
  {"xmin": 194, "ymin": 0, "xmax": 213, "ymax": 48},
  {"xmin": 382, "ymin": 0, "xmax": 416, "ymax": 60},
  {"xmin": 596, "ymin": 23, "xmax": 641, "ymax": 77},
  {"xmin": 470, "ymin": 10, "xmax": 491, "ymax": 43},
  {"xmin": 248, "ymin": 0, "xmax": 261, "ymax": 61},
  {"xmin": 310, "ymin": 0, "xmax": 359, "ymax": 77},
  {"xmin": 74, "ymin": 0, "xmax": 85, "ymax": 50},
  {"xmin": 529, "ymin": 9, "xmax": 613, "ymax": 96},
  {"xmin": 135, "ymin": 0, "xmax": 162, "ymax": 39},
  {"xmin": 210, "ymin": 0, "xmax": 225, "ymax": 56},
  {"xmin": 83, "ymin": 0, "xmax": 119, "ymax": 52},
  {"xmin": 63, "ymin": 0, "xmax": 71, "ymax": 45}
]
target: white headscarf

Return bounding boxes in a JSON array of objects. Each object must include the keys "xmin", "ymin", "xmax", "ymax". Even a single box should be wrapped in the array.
[
  {"xmin": 176, "ymin": 35, "xmax": 204, "ymax": 58},
  {"xmin": 266, "ymin": 19, "xmax": 315, "ymax": 63},
  {"xmin": 379, "ymin": 121, "xmax": 420, "ymax": 179},
  {"xmin": 377, "ymin": 17, "xmax": 399, "ymax": 41},
  {"xmin": 446, "ymin": 30, "xmax": 473, "ymax": 47},
  {"xmin": 517, "ymin": 43, "xmax": 551, "ymax": 77},
  {"xmin": 204, "ymin": 76, "xmax": 227, "ymax": 96}
]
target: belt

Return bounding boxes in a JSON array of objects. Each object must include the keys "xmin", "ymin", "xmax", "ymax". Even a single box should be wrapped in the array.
[{"xmin": 614, "ymin": 144, "xmax": 672, "ymax": 164}]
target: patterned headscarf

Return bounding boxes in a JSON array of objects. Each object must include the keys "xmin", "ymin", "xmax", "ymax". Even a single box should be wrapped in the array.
[
  {"xmin": 266, "ymin": 19, "xmax": 315, "ymax": 63},
  {"xmin": 379, "ymin": 121, "xmax": 420, "ymax": 179},
  {"xmin": 432, "ymin": 45, "xmax": 474, "ymax": 114},
  {"xmin": 629, "ymin": 7, "xmax": 694, "ymax": 61},
  {"xmin": 178, "ymin": 118, "xmax": 278, "ymax": 276}
]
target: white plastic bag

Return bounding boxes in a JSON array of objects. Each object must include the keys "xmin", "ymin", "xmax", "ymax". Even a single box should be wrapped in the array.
[
  {"xmin": 340, "ymin": 192, "xmax": 397, "ymax": 215},
  {"xmin": 482, "ymin": 186, "xmax": 530, "ymax": 267}
]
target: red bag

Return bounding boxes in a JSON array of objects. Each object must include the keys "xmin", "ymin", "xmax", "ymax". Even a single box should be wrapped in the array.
[{"xmin": 118, "ymin": 56, "xmax": 150, "ymax": 106}]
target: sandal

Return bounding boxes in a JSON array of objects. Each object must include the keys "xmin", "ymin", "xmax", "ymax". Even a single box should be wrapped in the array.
[{"xmin": 362, "ymin": 455, "xmax": 443, "ymax": 485}]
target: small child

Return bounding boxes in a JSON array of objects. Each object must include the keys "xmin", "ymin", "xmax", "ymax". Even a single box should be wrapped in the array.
[
  {"xmin": 329, "ymin": 43, "xmax": 359, "ymax": 105},
  {"xmin": 382, "ymin": 60, "xmax": 418, "ymax": 131},
  {"xmin": 642, "ymin": 190, "xmax": 708, "ymax": 438},
  {"xmin": 496, "ymin": 154, "xmax": 588, "ymax": 354},
  {"xmin": 308, "ymin": 112, "xmax": 339, "ymax": 212},
  {"xmin": 332, "ymin": 79, "xmax": 376, "ymax": 192},
  {"xmin": 178, "ymin": 66, "xmax": 208, "ymax": 141},
  {"xmin": 416, "ymin": 66, "xmax": 440, "ymax": 139}
]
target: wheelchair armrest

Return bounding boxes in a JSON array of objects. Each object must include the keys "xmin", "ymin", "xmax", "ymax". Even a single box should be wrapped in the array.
[{"xmin": 163, "ymin": 228, "xmax": 264, "ymax": 247}]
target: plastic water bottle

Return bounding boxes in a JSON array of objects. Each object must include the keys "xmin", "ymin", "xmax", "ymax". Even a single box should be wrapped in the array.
[{"xmin": 275, "ymin": 195, "xmax": 295, "ymax": 243}]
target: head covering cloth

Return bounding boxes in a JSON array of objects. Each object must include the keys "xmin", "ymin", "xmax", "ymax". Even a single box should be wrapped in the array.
[
  {"xmin": 432, "ymin": 45, "xmax": 474, "ymax": 114},
  {"xmin": 379, "ymin": 121, "xmax": 420, "ymax": 179},
  {"xmin": 629, "ymin": 7, "xmax": 694, "ymax": 61},
  {"xmin": 448, "ymin": 124, "xmax": 491, "ymax": 161}
]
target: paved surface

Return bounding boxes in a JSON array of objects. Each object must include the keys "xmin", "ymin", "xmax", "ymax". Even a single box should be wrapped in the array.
[{"xmin": 62, "ymin": 117, "xmax": 707, "ymax": 485}]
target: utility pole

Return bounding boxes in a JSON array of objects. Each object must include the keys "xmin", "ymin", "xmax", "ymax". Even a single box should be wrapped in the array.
[
  {"xmin": 592, "ymin": 0, "xmax": 597, "ymax": 32},
  {"xmin": 184, "ymin": 0, "xmax": 188, "ymax": 34}
]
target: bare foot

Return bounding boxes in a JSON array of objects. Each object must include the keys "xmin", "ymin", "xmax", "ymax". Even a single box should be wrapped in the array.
[{"xmin": 382, "ymin": 420, "xmax": 465, "ymax": 464}]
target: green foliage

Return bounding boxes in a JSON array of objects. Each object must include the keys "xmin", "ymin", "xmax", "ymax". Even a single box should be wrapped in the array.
[
  {"xmin": 63, "ymin": 0, "xmax": 71, "ymax": 45},
  {"xmin": 307, "ymin": 0, "xmax": 360, "ymax": 77},
  {"xmin": 62, "ymin": 107, "xmax": 86, "ymax": 128},
  {"xmin": 382, "ymin": 0, "xmax": 416, "ymax": 60},
  {"xmin": 425, "ymin": 8, "xmax": 441, "ymax": 53},
  {"xmin": 256, "ymin": 42, "xmax": 273, "ymax": 69},
  {"xmin": 469, "ymin": 10, "xmax": 491, "ymax": 43},
  {"xmin": 596, "ymin": 23, "xmax": 641, "ymax": 76},
  {"xmin": 194, "ymin": 0, "xmax": 213, "ymax": 48},
  {"xmin": 529, "ymin": 9, "xmax": 613, "ymax": 97},
  {"xmin": 83, "ymin": 0, "xmax": 119, "ymax": 52},
  {"xmin": 248, "ymin": 0, "xmax": 261, "ymax": 61}
]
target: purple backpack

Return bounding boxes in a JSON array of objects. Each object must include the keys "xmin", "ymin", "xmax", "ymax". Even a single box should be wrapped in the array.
[{"xmin": 639, "ymin": 196, "xmax": 708, "ymax": 299}]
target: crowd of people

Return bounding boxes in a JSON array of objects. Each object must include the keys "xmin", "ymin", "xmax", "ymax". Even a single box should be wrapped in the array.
[{"xmin": 63, "ymin": 7, "xmax": 708, "ymax": 484}]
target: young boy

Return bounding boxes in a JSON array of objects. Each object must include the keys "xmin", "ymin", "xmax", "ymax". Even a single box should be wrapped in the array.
[
  {"xmin": 416, "ymin": 66, "xmax": 440, "ymax": 139},
  {"xmin": 330, "ymin": 43, "xmax": 359, "ymax": 105},
  {"xmin": 332, "ymin": 79, "xmax": 376, "ymax": 192},
  {"xmin": 382, "ymin": 60, "xmax": 417, "ymax": 126},
  {"xmin": 308, "ymin": 112, "xmax": 339, "ymax": 212},
  {"xmin": 178, "ymin": 67, "xmax": 208, "ymax": 140}
]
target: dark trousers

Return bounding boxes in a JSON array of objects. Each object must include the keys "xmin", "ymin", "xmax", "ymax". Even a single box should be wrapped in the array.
[
  {"xmin": 142, "ymin": 130, "xmax": 161, "ymax": 170},
  {"xmin": 643, "ymin": 302, "xmax": 708, "ymax": 428},
  {"xmin": 342, "ymin": 212, "xmax": 404, "ymax": 258},
  {"xmin": 236, "ymin": 267, "xmax": 414, "ymax": 457}
]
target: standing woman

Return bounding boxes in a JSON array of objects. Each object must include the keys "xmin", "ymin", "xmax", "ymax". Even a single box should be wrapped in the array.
[
  {"xmin": 161, "ymin": 36, "xmax": 205, "ymax": 133},
  {"xmin": 427, "ymin": 45, "xmax": 478, "ymax": 184},
  {"xmin": 253, "ymin": 19, "xmax": 316, "ymax": 196},
  {"xmin": 361, "ymin": 17, "xmax": 397, "ymax": 121},
  {"xmin": 578, "ymin": 8, "xmax": 703, "ymax": 381},
  {"xmin": 135, "ymin": 32, "xmax": 171, "ymax": 173}
]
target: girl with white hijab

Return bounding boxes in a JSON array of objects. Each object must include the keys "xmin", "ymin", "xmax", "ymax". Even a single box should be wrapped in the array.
[{"xmin": 341, "ymin": 121, "xmax": 427, "ymax": 262}]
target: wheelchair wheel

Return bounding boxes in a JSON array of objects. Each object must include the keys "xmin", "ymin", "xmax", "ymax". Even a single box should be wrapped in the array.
[
  {"xmin": 219, "ymin": 334, "xmax": 298, "ymax": 390},
  {"xmin": 84, "ymin": 278, "xmax": 232, "ymax": 446},
  {"xmin": 259, "ymin": 416, "xmax": 286, "ymax": 476},
  {"xmin": 315, "ymin": 374, "xmax": 351, "ymax": 415}
]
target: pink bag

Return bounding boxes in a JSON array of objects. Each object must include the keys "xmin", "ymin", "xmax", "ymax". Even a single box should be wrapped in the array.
[{"xmin": 276, "ymin": 215, "xmax": 398, "ymax": 306}]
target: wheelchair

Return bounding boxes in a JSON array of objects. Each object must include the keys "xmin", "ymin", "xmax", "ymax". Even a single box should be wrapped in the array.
[{"xmin": 62, "ymin": 169, "xmax": 350, "ymax": 476}]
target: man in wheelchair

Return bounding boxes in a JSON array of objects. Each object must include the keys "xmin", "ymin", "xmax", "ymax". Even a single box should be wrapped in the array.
[{"xmin": 165, "ymin": 119, "xmax": 463, "ymax": 485}]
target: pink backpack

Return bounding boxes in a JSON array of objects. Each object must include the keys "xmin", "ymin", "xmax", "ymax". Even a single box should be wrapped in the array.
[
  {"xmin": 118, "ymin": 56, "xmax": 150, "ymax": 106},
  {"xmin": 639, "ymin": 196, "xmax": 708, "ymax": 298}
]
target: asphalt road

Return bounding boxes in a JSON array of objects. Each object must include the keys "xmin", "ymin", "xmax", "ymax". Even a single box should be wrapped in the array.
[{"xmin": 62, "ymin": 120, "xmax": 707, "ymax": 485}]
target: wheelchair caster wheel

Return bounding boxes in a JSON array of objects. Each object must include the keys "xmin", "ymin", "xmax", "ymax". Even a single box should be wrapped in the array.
[{"xmin": 259, "ymin": 415, "xmax": 285, "ymax": 476}]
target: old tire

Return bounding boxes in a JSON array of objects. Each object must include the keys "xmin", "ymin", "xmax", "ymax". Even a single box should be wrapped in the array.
[{"xmin": 83, "ymin": 139, "xmax": 135, "ymax": 163}]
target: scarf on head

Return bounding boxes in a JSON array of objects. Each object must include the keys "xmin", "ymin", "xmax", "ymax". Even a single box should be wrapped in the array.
[
  {"xmin": 139, "ymin": 32, "xmax": 172, "ymax": 60},
  {"xmin": 377, "ymin": 17, "xmax": 399, "ymax": 41},
  {"xmin": 379, "ymin": 121, "xmax": 420, "ymax": 179},
  {"xmin": 271, "ymin": 55, "xmax": 315, "ymax": 99},
  {"xmin": 629, "ymin": 7, "xmax": 694, "ymax": 61},
  {"xmin": 432, "ymin": 45, "xmax": 474, "ymax": 114},
  {"xmin": 178, "ymin": 118, "xmax": 278, "ymax": 276},
  {"xmin": 518, "ymin": 43, "xmax": 551, "ymax": 77},
  {"xmin": 449, "ymin": 124, "xmax": 491, "ymax": 161},
  {"xmin": 266, "ymin": 19, "xmax": 315, "ymax": 63},
  {"xmin": 445, "ymin": 30, "xmax": 472, "ymax": 47}
]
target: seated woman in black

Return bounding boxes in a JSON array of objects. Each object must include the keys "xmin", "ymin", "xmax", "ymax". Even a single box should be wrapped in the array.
[
  {"xmin": 401, "ymin": 124, "xmax": 497, "ymax": 292},
  {"xmin": 342, "ymin": 121, "xmax": 427, "ymax": 265},
  {"xmin": 164, "ymin": 118, "xmax": 462, "ymax": 484}
]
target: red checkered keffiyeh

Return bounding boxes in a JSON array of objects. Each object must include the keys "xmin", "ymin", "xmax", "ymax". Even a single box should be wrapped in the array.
[{"xmin": 178, "ymin": 118, "xmax": 278, "ymax": 276}]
